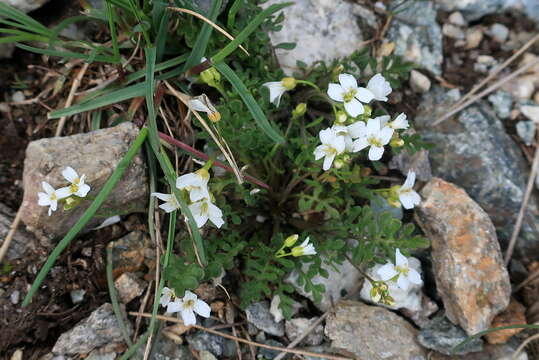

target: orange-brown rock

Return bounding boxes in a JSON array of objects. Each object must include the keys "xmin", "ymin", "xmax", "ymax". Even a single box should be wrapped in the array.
[
  {"xmin": 415, "ymin": 178, "xmax": 511, "ymax": 335},
  {"xmin": 485, "ymin": 299, "xmax": 526, "ymax": 344}
]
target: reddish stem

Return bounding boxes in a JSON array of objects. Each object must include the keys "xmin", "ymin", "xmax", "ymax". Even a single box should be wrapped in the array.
[{"xmin": 158, "ymin": 132, "xmax": 271, "ymax": 190}]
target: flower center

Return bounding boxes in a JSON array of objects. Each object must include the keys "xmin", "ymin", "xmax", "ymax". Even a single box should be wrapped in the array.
[
  {"xmin": 367, "ymin": 135, "xmax": 382, "ymax": 147},
  {"xmin": 201, "ymin": 202, "xmax": 209, "ymax": 215},
  {"xmin": 50, "ymin": 193, "xmax": 57, "ymax": 201},
  {"xmin": 324, "ymin": 145, "xmax": 337, "ymax": 155},
  {"xmin": 343, "ymin": 88, "xmax": 357, "ymax": 103},
  {"xmin": 183, "ymin": 299, "xmax": 195, "ymax": 309},
  {"xmin": 395, "ymin": 265, "xmax": 409, "ymax": 276},
  {"xmin": 70, "ymin": 183, "xmax": 79, "ymax": 193}
]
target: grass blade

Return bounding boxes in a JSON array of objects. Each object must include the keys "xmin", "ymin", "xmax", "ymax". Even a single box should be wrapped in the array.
[
  {"xmin": 16, "ymin": 43, "xmax": 119, "ymax": 63},
  {"xmin": 211, "ymin": 2, "xmax": 292, "ymax": 64},
  {"xmin": 214, "ymin": 61, "xmax": 284, "ymax": 144},
  {"xmin": 22, "ymin": 127, "xmax": 149, "ymax": 306}
]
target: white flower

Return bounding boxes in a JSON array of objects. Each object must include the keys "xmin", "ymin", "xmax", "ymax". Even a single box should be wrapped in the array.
[
  {"xmin": 37, "ymin": 181, "xmax": 70, "ymax": 216},
  {"xmin": 152, "ymin": 192, "xmax": 180, "ymax": 213},
  {"xmin": 365, "ymin": 73, "xmax": 392, "ymax": 102},
  {"xmin": 167, "ymin": 290, "xmax": 211, "ymax": 326},
  {"xmin": 189, "ymin": 198, "xmax": 224, "ymax": 228},
  {"xmin": 327, "ymin": 73, "xmax": 374, "ymax": 117},
  {"xmin": 397, "ymin": 171, "xmax": 421, "ymax": 209},
  {"xmin": 159, "ymin": 287, "xmax": 175, "ymax": 308},
  {"xmin": 189, "ymin": 94, "xmax": 220, "ymax": 122},
  {"xmin": 389, "ymin": 113, "xmax": 409, "ymax": 130},
  {"xmin": 313, "ymin": 128, "xmax": 346, "ymax": 171},
  {"xmin": 352, "ymin": 117, "xmax": 394, "ymax": 160},
  {"xmin": 377, "ymin": 248, "xmax": 422, "ymax": 291},
  {"xmin": 291, "ymin": 237, "xmax": 316, "ymax": 256},
  {"xmin": 263, "ymin": 77, "xmax": 296, "ymax": 106},
  {"xmin": 332, "ymin": 121, "xmax": 367, "ymax": 151},
  {"xmin": 61, "ymin": 166, "xmax": 91, "ymax": 198},
  {"xmin": 176, "ymin": 169, "xmax": 210, "ymax": 202}
]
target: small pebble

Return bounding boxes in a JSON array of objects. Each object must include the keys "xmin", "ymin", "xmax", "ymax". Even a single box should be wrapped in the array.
[
  {"xmin": 466, "ymin": 27, "xmax": 484, "ymax": 49},
  {"xmin": 489, "ymin": 23, "xmax": 509, "ymax": 43},
  {"xmin": 533, "ymin": 92, "xmax": 539, "ymax": 105},
  {"xmin": 448, "ymin": 12, "xmax": 466, "ymax": 26},
  {"xmin": 10, "ymin": 290, "xmax": 20, "ymax": 304},
  {"xmin": 11, "ymin": 91, "xmax": 24, "ymax": 103},
  {"xmin": 409, "ymin": 70, "xmax": 431, "ymax": 93},
  {"xmin": 443, "ymin": 24, "xmax": 465, "ymax": 39},
  {"xmin": 521, "ymin": 105, "xmax": 539, "ymax": 123},
  {"xmin": 70, "ymin": 289, "xmax": 86, "ymax": 304},
  {"xmin": 516, "ymin": 121, "xmax": 536, "ymax": 146}
]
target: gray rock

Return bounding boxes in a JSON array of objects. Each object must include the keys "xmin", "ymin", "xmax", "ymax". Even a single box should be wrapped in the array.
[
  {"xmin": 521, "ymin": 105, "xmax": 539, "ymax": 122},
  {"xmin": 489, "ymin": 23, "xmax": 509, "ymax": 43},
  {"xmin": 245, "ymin": 301, "xmax": 284, "ymax": 337},
  {"xmin": 20, "ymin": 122, "xmax": 147, "ymax": 240},
  {"xmin": 516, "ymin": 120, "xmax": 536, "ymax": 146},
  {"xmin": 370, "ymin": 195, "xmax": 403, "ymax": 220},
  {"xmin": 325, "ymin": 300, "xmax": 427, "ymax": 359},
  {"xmin": 285, "ymin": 318, "xmax": 324, "ymax": 346},
  {"xmin": 114, "ymin": 272, "xmax": 146, "ymax": 304},
  {"xmin": 0, "ymin": 0, "xmax": 50, "ymax": 13},
  {"xmin": 257, "ymin": 339, "xmax": 286, "ymax": 360},
  {"xmin": 269, "ymin": 294, "xmax": 302, "ymax": 323},
  {"xmin": 70, "ymin": 289, "xmax": 85, "ymax": 304},
  {"xmin": 387, "ymin": 0, "xmax": 443, "ymax": 75},
  {"xmin": 415, "ymin": 86, "xmax": 539, "ymax": 261},
  {"xmin": 86, "ymin": 351, "xmax": 116, "ymax": 360},
  {"xmin": 389, "ymin": 148, "xmax": 432, "ymax": 182},
  {"xmin": 199, "ymin": 351, "xmax": 216, "ymax": 360},
  {"xmin": 260, "ymin": 0, "xmax": 374, "ymax": 74},
  {"xmin": 487, "ymin": 91, "xmax": 513, "ymax": 119},
  {"xmin": 429, "ymin": 343, "xmax": 528, "ymax": 360},
  {"xmin": 285, "ymin": 256, "xmax": 362, "ymax": 312},
  {"xmin": 410, "ymin": 70, "xmax": 432, "ymax": 93},
  {"xmin": 415, "ymin": 178, "xmax": 511, "ymax": 335},
  {"xmin": 0, "ymin": 203, "xmax": 36, "ymax": 261},
  {"xmin": 418, "ymin": 315, "xmax": 484, "ymax": 355},
  {"xmin": 185, "ymin": 331, "xmax": 235, "ymax": 357},
  {"xmin": 149, "ymin": 334, "xmax": 194, "ymax": 360},
  {"xmin": 52, "ymin": 303, "xmax": 132, "ymax": 355},
  {"xmin": 436, "ymin": 0, "xmax": 506, "ymax": 21}
]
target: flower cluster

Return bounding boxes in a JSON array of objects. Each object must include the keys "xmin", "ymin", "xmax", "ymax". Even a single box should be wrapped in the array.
[
  {"xmin": 160, "ymin": 287, "xmax": 211, "ymax": 326},
  {"xmin": 152, "ymin": 166, "xmax": 224, "ymax": 228},
  {"xmin": 37, "ymin": 166, "xmax": 91, "ymax": 216},
  {"xmin": 313, "ymin": 73, "xmax": 410, "ymax": 169}
]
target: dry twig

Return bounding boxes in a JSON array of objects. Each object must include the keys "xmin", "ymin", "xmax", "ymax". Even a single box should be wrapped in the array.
[
  {"xmin": 0, "ymin": 207, "xmax": 23, "ymax": 264},
  {"xmin": 55, "ymin": 62, "xmax": 90, "ymax": 137}
]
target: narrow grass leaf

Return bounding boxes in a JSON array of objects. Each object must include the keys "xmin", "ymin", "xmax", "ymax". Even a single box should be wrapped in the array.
[
  {"xmin": 214, "ymin": 61, "xmax": 284, "ymax": 144},
  {"xmin": 22, "ymin": 127, "xmax": 149, "ymax": 306}
]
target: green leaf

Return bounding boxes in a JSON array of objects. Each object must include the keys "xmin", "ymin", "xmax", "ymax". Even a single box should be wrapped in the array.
[{"xmin": 214, "ymin": 62, "xmax": 284, "ymax": 144}]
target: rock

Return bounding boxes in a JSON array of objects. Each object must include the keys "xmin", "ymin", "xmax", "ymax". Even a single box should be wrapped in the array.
[
  {"xmin": 502, "ymin": 76, "xmax": 535, "ymax": 101},
  {"xmin": 448, "ymin": 12, "xmax": 467, "ymax": 26},
  {"xmin": 370, "ymin": 195, "xmax": 403, "ymax": 219},
  {"xmin": 429, "ymin": 342, "xmax": 528, "ymax": 360},
  {"xmin": 487, "ymin": 91, "xmax": 513, "ymax": 119},
  {"xmin": 185, "ymin": 331, "xmax": 235, "ymax": 357},
  {"xmin": 485, "ymin": 299, "xmax": 526, "ymax": 344},
  {"xmin": 0, "ymin": 0, "xmax": 50, "ymax": 13},
  {"xmin": 400, "ymin": 294, "xmax": 440, "ymax": 328},
  {"xmin": 70, "ymin": 289, "xmax": 86, "ymax": 304},
  {"xmin": 0, "ymin": 203, "xmax": 36, "ymax": 261},
  {"xmin": 516, "ymin": 121, "xmax": 536, "ymax": 146},
  {"xmin": 285, "ymin": 318, "xmax": 324, "ymax": 346},
  {"xmin": 269, "ymin": 295, "xmax": 301, "ymax": 323},
  {"xmin": 521, "ymin": 105, "xmax": 539, "ymax": 123},
  {"xmin": 199, "ymin": 350, "xmax": 216, "ymax": 360},
  {"xmin": 389, "ymin": 148, "xmax": 432, "ymax": 182},
  {"xmin": 415, "ymin": 86, "xmax": 539, "ymax": 261},
  {"xmin": 324, "ymin": 300, "xmax": 427, "ymax": 359},
  {"xmin": 114, "ymin": 272, "xmax": 146, "ymax": 304},
  {"xmin": 360, "ymin": 259, "xmax": 424, "ymax": 312},
  {"xmin": 410, "ymin": 70, "xmax": 432, "ymax": 93},
  {"xmin": 245, "ymin": 301, "xmax": 284, "ymax": 337},
  {"xmin": 436, "ymin": 0, "xmax": 505, "ymax": 21},
  {"xmin": 387, "ymin": 0, "xmax": 443, "ymax": 75},
  {"xmin": 474, "ymin": 55, "xmax": 497, "ymax": 73},
  {"xmin": 285, "ymin": 256, "xmax": 362, "ymax": 311},
  {"xmin": 415, "ymin": 178, "xmax": 511, "ymax": 335},
  {"xmin": 443, "ymin": 24, "xmax": 465, "ymax": 40},
  {"xmin": 260, "ymin": 0, "xmax": 374, "ymax": 74},
  {"xmin": 109, "ymin": 231, "xmax": 148, "ymax": 277},
  {"xmin": 489, "ymin": 23, "xmax": 509, "ymax": 42},
  {"xmin": 86, "ymin": 350, "xmax": 116, "ymax": 360},
  {"xmin": 257, "ymin": 339, "xmax": 286, "ymax": 360},
  {"xmin": 52, "ymin": 303, "xmax": 132, "ymax": 356},
  {"xmin": 418, "ymin": 315, "xmax": 484, "ymax": 355},
  {"xmin": 151, "ymin": 334, "xmax": 194, "ymax": 360},
  {"xmin": 20, "ymin": 123, "xmax": 147, "ymax": 240},
  {"xmin": 466, "ymin": 27, "xmax": 484, "ymax": 49}
]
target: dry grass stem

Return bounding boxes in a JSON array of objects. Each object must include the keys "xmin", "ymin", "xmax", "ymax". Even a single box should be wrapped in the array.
[
  {"xmin": 55, "ymin": 62, "xmax": 90, "ymax": 137},
  {"xmin": 0, "ymin": 206, "xmax": 22, "ymax": 264}
]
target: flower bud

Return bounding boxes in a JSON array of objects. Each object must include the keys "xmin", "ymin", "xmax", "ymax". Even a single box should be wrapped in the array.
[
  {"xmin": 331, "ymin": 64, "xmax": 344, "ymax": 78},
  {"xmin": 335, "ymin": 111, "xmax": 347, "ymax": 124},
  {"xmin": 208, "ymin": 111, "xmax": 221, "ymax": 123},
  {"xmin": 334, "ymin": 159, "xmax": 345, "ymax": 169},
  {"xmin": 292, "ymin": 103, "xmax": 307, "ymax": 118},
  {"xmin": 196, "ymin": 168, "xmax": 210, "ymax": 180},
  {"xmin": 362, "ymin": 105, "xmax": 372, "ymax": 118},
  {"xmin": 284, "ymin": 234, "xmax": 298, "ymax": 248},
  {"xmin": 281, "ymin": 77, "xmax": 297, "ymax": 90},
  {"xmin": 200, "ymin": 67, "xmax": 221, "ymax": 86},
  {"xmin": 390, "ymin": 137, "xmax": 404, "ymax": 147}
]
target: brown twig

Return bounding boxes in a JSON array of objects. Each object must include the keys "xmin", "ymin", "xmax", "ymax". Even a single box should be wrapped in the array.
[
  {"xmin": 55, "ymin": 62, "xmax": 90, "ymax": 137},
  {"xmin": 504, "ymin": 135, "xmax": 539, "ymax": 266},
  {"xmin": 128, "ymin": 312, "xmax": 352, "ymax": 360},
  {"xmin": 432, "ymin": 59, "xmax": 539, "ymax": 126},
  {"xmin": 513, "ymin": 268, "xmax": 539, "ymax": 293},
  {"xmin": 512, "ymin": 330, "xmax": 539, "ymax": 360},
  {"xmin": 451, "ymin": 33, "xmax": 539, "ymax": 112},
  {"xmin": 0, "ymin": 206, "xmax": 23, "ymax": 264}
]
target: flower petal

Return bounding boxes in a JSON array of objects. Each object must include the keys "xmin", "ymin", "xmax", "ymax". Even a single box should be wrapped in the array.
[
  {"xmin": 375, "ymin": 115, "xmax": 391, "ymax": 128},
  {"xmin": 396, "ymin": 274, "xmax": 410, "ymax": 290},
  {"xmin": 38, "ymin": 192, "xmax": 50, "ymax": 206},
  {"xmin": 399, "ymin": 191, "xmax": 420, "ymax": 209},
  {"xmin": 194, "ymin": 299, "xmax": 211, "ymax": 318},
  {"xmin": 347, "ymin": 121, "xmax": 366, "ymax": 139},
  {"xmin": 352, "ymin": 137, "xmax": 369, "ymax": 153},
  {"xmin": 327, "ymin": 83, "xmax": 344, "ymax": 102},
  {"xmin": 56, "ymin": 187, "xmax": 72, "ymax": 199},
  {"xmin": 76, "ymin": 184, "xmax": 91, "ymax": 198},
  {"xmin": 395, "ymin": 249, "xmax": 408, "ymax": 268},
  {"xmin": 319, "ymin": 128, "xmax": 335, "ymax": 144},
  {"xmin": 338, "ymin": 73, "xmax": 358, "ymax": 92},
  {"xmin": 189, "ymin": 99, "xmax": 210, "ymax": 113},
  {"xmin": 379, "ymin": 126, "xmax": 394, "ymax": 145},
  {"xmin": 322, "ymin": 153, "xmax": 336, "ymax": 171},
  {"xmin": 367, "ymin": 73, "xmax": 392, "ymax": 101},
  {"xmin": 183, "ymin": 290, "xmax": 198, "ymax": 302},
  {"xmin": 62, "ymin": 167, "xmax": 79, "ymax": 183},
  {"xmin": 42, "ymin": 181, "xmax": 55, "ymax": 195},
  {"xmin": 151, "ymin": 192, "xmax": 171, "ymax": 201},
  {"xmin": 180, "ymin": 308, "xmax": 197, "ymax": 326},
  {"xmin": 366, "ymin": 118, "xmax": 381, "ymax": 135},
  {"xmin": 160, "ymin": 202, "xmax": 179, "ymax": 213},
  {"xmin": 368, "ymin": 145, "xmax": 384, "ymax": 161},
  {"xmin": 355, "ymin": 87, "xmax": 375, "ymax": 103},
  {"xmin": 313, "ymin": 145, "xmax": 325, "ymax": 160},
  {"xmin": 403, "ymin": 171, "xmax": 416, "ymax": 190},
  {"xmin": 190, "ymin": 187, "xmax": 210, "ymax": 202},
  {"xmin": 176, "ymin": 173, "xmax": 198, "ymax": 190},
  {"xmin": 167, "ymin": 300, "xmax": 183, "ymax": 313},
  {"xmin": 209, "ymin": 203, "xmax": 224, "ymax": 228},
  {"xmin": 377, "ymin": 263, "xmax": 398, "ymax": 281},
  {"xmin": 344, "ymin": 98, "xmax": 364, "ymax": 118},
  {"xmin": 392, "ymin": 113, "xmax": 409, "ymax": 129},
  {"xmin": 407, "ymin": 268, "xmax": 423, "ymax": 285}
]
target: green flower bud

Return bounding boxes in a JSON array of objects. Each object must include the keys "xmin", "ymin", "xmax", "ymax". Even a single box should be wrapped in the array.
[
  {"xmin": 292, "ymin": 103, "xmax": 307, "ymax": 118},
  {"xmin": 335, "ymin": 111, "xmax": 348, "ymax": 124},
  {"xmin": 390, "ymin": 137, "xmax": 404, "ymax": 147},
  {"xmin": 281, "ymin": 77, "xmax": 297, "ymax": 90},
  {"xmin": 200, "ymin": 67, "xmax": 221, "ymax": 86},
  {"xmin": 284, "ymin": 234, "xmax": 299, "ymax": 248}
]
